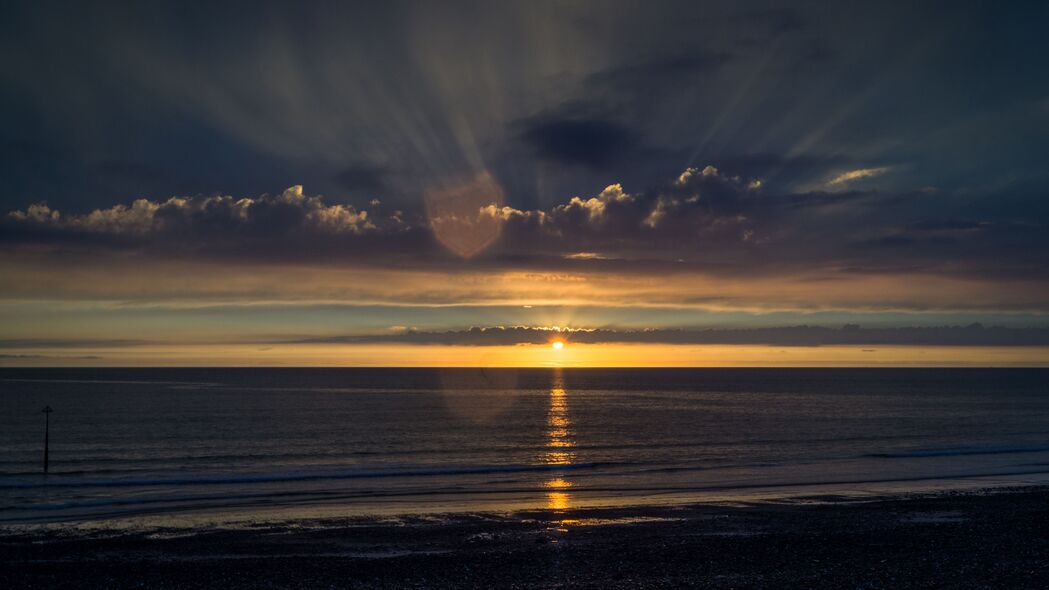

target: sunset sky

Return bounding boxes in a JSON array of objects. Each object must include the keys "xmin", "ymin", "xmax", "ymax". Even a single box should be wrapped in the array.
[{"xmin": 2, "ymin": 1, "xmax": 1048, "ymax": 366}]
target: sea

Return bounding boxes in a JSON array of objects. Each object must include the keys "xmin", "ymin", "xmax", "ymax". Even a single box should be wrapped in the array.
[{"xmin": 1, "ymin": 368, "xmax": 1048, "ymax": 525}]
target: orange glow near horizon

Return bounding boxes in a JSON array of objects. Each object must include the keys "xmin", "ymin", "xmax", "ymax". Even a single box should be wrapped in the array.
[
  {"xmin": 1, "ymin": 343, "xmax": 1048, "ymax": 368},
  {"xmin": 551, "ymin": 340, "xmax": 565, "ymax": 350}
]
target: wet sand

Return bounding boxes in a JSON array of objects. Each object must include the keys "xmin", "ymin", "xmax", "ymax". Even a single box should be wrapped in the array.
[{"xmin": 2, "ymin": 486, "xmax": 1048, "ymax": 589}]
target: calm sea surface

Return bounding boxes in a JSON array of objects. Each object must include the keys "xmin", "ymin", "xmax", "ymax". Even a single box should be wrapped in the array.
[{"xmin": 2, "ymin": 368, "xmax": 1048, "ymax": 524}]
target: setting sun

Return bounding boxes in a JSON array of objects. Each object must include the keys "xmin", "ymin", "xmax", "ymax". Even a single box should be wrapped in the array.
[{"xmin": 551, "ymin": 340, "xmax": 565, "ymax": 350}]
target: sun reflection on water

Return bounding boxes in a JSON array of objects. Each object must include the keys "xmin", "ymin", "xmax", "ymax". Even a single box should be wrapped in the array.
[{"xmin": 541, "ymin": 371, "xmax": 574, "ymax": 510}]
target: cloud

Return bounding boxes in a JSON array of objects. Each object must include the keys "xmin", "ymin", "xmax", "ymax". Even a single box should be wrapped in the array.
[
  {"xmin": 6, "ymin": 185, "xmax": 386, "ymax": 241},
  {"xmin": 4, "ymin": 1, "xmax": 1047, "ymax": 228},
  {"xmin": 333, "ymin": 163, "xmax": 390, "ymax": 195},
  {"xmin": 517, "ymin": 112, "xmax": 639, "ymax": 169},
  {"xmin": 0, "ymin": 1, "xmax": 1047, "ymax": 326},
  {"xmin": 827, "ymin": 166, "xmax": 893, "ymax": 187},
  {"xmin": 553, "ymin": 183, "xmax": 634, "ymax": 222},
  {"xmin": 586, "ymin": 49, "xmax": 732, "ymax": 95},
  {"xmin": 92, "ymin": 159, "xmax": 174, "ymax": 192},
  {"xmin": 563, "ymin": 252, "xmax": 611, "ymax": 260},
  {"xmin": 695, "ymin": 154, "xmax": 853, "ymax": 190},
  {"xmin": 490, "ymin": 164, "xmax": 762, "ymax": 256},
  {"xmin": 3, "ymin": 164, "xmax": 1048, "ymax": 301},
  {"xmin": 293, "ymin": 324, "xmax": 1049, "ymax": 347}
]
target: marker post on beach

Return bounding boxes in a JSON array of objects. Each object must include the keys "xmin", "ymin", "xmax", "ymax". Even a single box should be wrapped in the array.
[{"xmin": 42, "ymin": 405, "xmax": 53, "ymax": 474}]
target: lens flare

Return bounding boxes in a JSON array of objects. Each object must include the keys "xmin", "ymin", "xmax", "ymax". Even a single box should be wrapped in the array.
[{"xmin": 425, "ymin": 171, "xmax": 505, "ymax": 258}]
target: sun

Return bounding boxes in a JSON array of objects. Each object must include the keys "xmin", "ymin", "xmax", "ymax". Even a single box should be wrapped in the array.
[{"xmin": 551, "ymin": 340, "xmax": 565, "ymax": 350}]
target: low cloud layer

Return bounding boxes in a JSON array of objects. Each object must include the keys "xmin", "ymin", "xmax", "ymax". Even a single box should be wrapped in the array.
[
  {"xmin": 6, "ymin": 185, "xmax": 382, "ymax": 238},
  {"xmin": 2, "ymin": 185, "xmax": 434, "ymax": 264},
  {"xmin": 5, "ymin": 165, "xmax": 1047, "ymax": 290},
  {"xmin": 296, "ymin": 324, "xmax": 1049, "ymax": 347},
  {"xmin": 6, "ymin": 324, "xmax": 1044, "ymax": 349}
]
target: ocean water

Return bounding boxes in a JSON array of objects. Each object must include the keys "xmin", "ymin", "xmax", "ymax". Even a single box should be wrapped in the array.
[{"xmin": 1, "ymin": 368, "xmax": 1048, "ymax": 525}]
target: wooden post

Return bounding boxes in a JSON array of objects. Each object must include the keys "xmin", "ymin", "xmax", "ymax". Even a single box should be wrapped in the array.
[{"xmin": 42, "ymin": 406, "xmax": 53, "ymax": 474}]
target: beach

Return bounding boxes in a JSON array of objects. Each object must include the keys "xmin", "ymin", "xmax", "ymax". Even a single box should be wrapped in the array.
[{"xmin": 3, "ymin": 486, "xmax": 1048, "ymax": 588}]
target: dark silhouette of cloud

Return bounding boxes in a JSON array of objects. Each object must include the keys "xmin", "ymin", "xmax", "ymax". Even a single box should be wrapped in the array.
[
  {"xmin": 293, "ymin": 324, "xmax": 1049, "ymax": 347},
  {"xmin": 334, "ymin": 163, "xmax": 390, "ymax": 195},
  {"xmin": 4, "ymin": 164, "xmax": 1049, "ymax": 284},
  {"xmin": 4, "ymin": 185, "xmax": 383, "ymax": 239},
  {"xmin": 517, "ymin": 113, "xmax": 639, "ymax": 169}
]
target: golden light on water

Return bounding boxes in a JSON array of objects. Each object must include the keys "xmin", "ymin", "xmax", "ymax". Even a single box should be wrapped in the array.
[
  {"xmin": 543, "ymin": 478, "xmax": 573, "ymax": 489},
  {"xmin": 546, "ymin": 492, "xmax": 571, "ymax": 511},
  {"xmin": 541, "ymin": 371, "xmax": 574, "ymax": 510}
]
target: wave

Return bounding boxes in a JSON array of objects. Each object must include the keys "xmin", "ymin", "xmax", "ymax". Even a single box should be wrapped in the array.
[
  {"xmin": 0, "ymin": 378, "xmax": 223, "ymax": 387},
  {"xmin": 867, "ymin": 444, "xmax": 1049, "ymax": 459},
  {"xmin": 8, "ymin": 465, "xmax": 1049, "ymax": 521},
  {"xmin": 0, "ymin": 462, "xmax": 610, "ymax": 490},
  {"xmin": 0, "ymin": 433, "xmax": 937, "ymax": 468}
]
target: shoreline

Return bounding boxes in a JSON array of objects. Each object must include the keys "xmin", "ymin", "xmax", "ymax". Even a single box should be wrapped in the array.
[
  {"xmin": 3, "ymin": 485, "xmax": 1048, "ymax": 588},
  {"xmin": 6, "ymin": 470, "xmax": 1049, "ymax": 530}
]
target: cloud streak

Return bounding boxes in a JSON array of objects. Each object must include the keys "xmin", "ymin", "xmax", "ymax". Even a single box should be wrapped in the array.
[
  {"xmin": 827, "ymin": 166, "xmax": 893, "ymax": 187},
  {"xmin": 294, "ymin": 324, "xmax": 1049, "ymax": 347},
  {"xmin": 7, "ymin": 324, "xmax": 1046, "ymax": 349}
]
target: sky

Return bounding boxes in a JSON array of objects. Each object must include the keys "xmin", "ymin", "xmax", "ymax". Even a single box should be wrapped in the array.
[{"xmin": 2, "ymin": 0, "xmax": 1048, "ymax": 366}]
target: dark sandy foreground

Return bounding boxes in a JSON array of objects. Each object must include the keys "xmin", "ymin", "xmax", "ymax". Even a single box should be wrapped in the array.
[{"xmin": 3, "ymin": 487, "xmax": 1049, "ymax": 589}]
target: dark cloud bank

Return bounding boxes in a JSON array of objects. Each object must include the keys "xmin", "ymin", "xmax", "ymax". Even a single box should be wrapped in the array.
[
  {"xmin": 3, "ymin": 325, "xmax": 1045, "ymax": 349},
  {"xmin": 4, "ymin": 1, "xmax": 1048, "ymax": 211},
  {"xmin": 3, "ymin": 165, "xmax": 1047, "ymax": 283},
  {"xmin": 297, "ymin": 324, "xmax": 1049, "ymax": 347}
]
